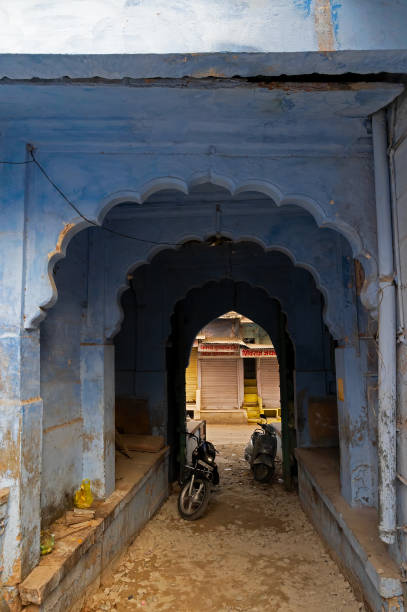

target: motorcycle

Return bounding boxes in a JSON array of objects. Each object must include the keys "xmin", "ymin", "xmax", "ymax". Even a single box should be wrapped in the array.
[
  {"xmin": 178, "ymin": 433, "xmax": 220, "ymax": 520},
  {"xmin": 244, "ymin": 413, "xmax": 277, "ymax": 483}
]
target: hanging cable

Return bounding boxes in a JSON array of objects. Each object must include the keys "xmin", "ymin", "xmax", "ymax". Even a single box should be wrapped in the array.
[
  {"xmin": 28, "ymin": 149, "xmax": 182, "ymax": 246},
  {"xmin": 1, "ymin": 150, "xmax": 229, "ymax": 249},
  {"xmin": 0, "ymin": 159, "xmax": 33, "ymax": 165}
]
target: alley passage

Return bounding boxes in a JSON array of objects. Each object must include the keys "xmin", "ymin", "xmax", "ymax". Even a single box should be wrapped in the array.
[{"xmin": 83, "ymin": 426, "xmax": 362, "ymax": 612}]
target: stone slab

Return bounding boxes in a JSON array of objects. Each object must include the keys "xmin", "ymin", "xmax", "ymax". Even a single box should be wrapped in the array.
[
  {"xmin": 296, "ymin": 448, "xmax": 403, "ymax": 611},
  {"xmin": 200, "ymin": 410, "xmax": 248, "ymax": 424},
  {"xmin": 19, "ymin": 448, "xmax": 169, "ymax": 611}
]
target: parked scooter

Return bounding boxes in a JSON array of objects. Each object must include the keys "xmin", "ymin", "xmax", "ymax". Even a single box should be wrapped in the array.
[
  {"xmin": 178, "ymin": 433, "xmax": 220, "ymax": 520},
  {"xmin": 245, "ymin": 413, "xmax": 277, "ymax": 483}
]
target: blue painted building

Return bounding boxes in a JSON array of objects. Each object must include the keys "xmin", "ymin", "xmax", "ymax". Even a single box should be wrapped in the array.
[{"xmin": 1, "ymin": 1, "xmax": 407, "ymax": 609}]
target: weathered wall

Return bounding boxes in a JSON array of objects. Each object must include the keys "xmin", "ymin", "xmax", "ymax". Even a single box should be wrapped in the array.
[
  {"xmin": 0, "ymin": 56, "xmax": 401, "ymax": 596},
  {"xmin": 0, "ymin": 0, "xmax": 404, "ymax": 598},
  {"xmin": 40, "ymin": 232, "xmax": 88, "ymax": 525},
  {"xmin": 1, "ymin": 0, "xmax": 406, "ymax": 56},
  {"xmin": 0, "ymin": 80, "xmax": 398, "ymax": 336}
]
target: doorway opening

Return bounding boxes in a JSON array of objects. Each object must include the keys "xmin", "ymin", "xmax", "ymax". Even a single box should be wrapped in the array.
[
  {"xmin": 166, "ymin": 280, "xmax": 299, "ymax": 490},
  {"xmin": 185, "ymin": 311, "xmax": 281, "ymax": 424}
]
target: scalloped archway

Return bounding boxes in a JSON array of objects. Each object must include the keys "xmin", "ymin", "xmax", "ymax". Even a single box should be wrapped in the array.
[{"xmin": 28, "ymin": 174, "xmax": 377, "ymax": 330}]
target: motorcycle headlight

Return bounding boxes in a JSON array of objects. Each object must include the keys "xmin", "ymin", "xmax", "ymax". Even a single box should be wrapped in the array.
[{"xmin": 206, "ymin": 455, "xmax": 214, "ymax": 463}]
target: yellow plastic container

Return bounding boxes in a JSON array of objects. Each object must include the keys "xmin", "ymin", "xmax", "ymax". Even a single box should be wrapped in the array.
[{"xmin": 74, "ymin": 479, "xmax": 94, "ymax": 509}]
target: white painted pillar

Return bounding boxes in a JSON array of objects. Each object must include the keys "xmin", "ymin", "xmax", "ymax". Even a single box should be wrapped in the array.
[{"xmin": 372, "ymin": 110, "xmax": 397, "ymax": 544}]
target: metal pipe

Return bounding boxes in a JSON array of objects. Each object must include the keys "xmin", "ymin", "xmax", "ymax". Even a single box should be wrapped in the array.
[
  {"xmin": 388, "ymin": 102, "xmax": 406, "ymax": 344},
  {"xmin": 372, "ymin": 110, "xmax": 397, "ymax": 544}
]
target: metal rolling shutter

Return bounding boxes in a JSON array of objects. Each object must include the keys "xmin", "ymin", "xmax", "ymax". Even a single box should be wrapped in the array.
[
  {"xmin": 259, "ymin": 358, "xmax": 280, "ymax": 408},
  {"xmin": 201, "ymin": 358, "xmax": 239, "ymax": 410},
  {"xmin": 185, "ymin": 348, "xmax": 198, "ymax": 403}
]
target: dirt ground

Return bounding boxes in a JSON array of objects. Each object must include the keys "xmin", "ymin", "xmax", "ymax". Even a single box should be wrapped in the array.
[{"xmin": 82, "ymin": 424, "xmax": 363, "ymax": 612}]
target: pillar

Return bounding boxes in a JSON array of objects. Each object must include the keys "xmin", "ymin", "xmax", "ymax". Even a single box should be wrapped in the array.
[
  {"xmin": 80, "ymin": 229, "xmax": 115, "ymax": 499},
  {"xmin": 372, "ymin": 110, "xmax": 397, "ymax": 543},
  {"xmin": 132, "ymin": 270, "xmax": 170, "ymax": 437},
  {"xmin": 80, "ymin": 344, "xmax": 115, "ymax": 498},
  {"xmin": 290, "ymin": 290, "xmax": 337, "ymax": 449},
  {"xmin": 0, "ymin": 146, "xmax": 42, "ymax": 605},
  {"xmin": 335, "ymin": 344, "xmax": 376, "ymax": 507},
  {"xmin": 0, "ymin": 332, "xmax": 42, "ymax": 584}
]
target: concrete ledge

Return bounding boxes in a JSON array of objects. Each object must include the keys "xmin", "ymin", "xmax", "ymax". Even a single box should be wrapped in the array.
[
  {"xmin": 20, "ymin": 448, "xmax": 170, "ymax": 611},
  {"xmin": 296, "ymin": 448, "xmax": 403, "ymax": 612},
  {"xmin": 200, "ymin": 410, "xmax": 248, "ymax": 424},
  {"xmin": 2, "ymin": 52, "xmax": 407, "ymax": 80}
]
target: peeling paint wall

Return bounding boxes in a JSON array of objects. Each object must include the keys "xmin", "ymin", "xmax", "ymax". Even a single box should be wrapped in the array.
[
  {"xmin": 1, "ymin": 1, "xmax": 406, "ymax": 55},
  {"xmin": 0, "ymin": 43, "xmax": 404, "ymax": 600},
  {"xmin": 0, "ymin": 80, "xmax": 398, "ymax": 336},
  {"xmin": 40, "ymin": 233, "xmax": 88, "ymax": 525}
]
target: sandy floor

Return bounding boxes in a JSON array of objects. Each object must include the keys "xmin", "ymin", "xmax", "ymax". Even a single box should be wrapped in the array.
[{"xmin": 82, "ymin": 425, "xmax": 363, "ymax": 612}]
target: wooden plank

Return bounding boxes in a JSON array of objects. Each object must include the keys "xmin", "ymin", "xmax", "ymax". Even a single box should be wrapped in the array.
[
  {"xmin": 54, "ymin": 520, "xmax": 97, "ymax": 540},
  {"xmin": 73, "ymin": 508, "xmax": 95, "ymax": 517},
  {"xmin": 118, "ymin": 434, "xmax": 165, "ymax": 453},
  {"xmin": 66, "ymin": 510, "xmax": 95, "ymax": 525},
  {"xmin": 0, "ymin": 487, "xmax": 10, "ymax": 505}
]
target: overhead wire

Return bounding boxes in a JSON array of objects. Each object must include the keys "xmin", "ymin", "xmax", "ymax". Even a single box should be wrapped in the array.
[
  {"xmin": 0, "ymin": 159, "xmax": 33, "ymax": 165},
  {"xmin": 28, "ymin": 150, "xmax": 183, "ymax": 246},
  {"xmin": 0, "ymin": 152, "xmax": 182, "ymax": 246}
]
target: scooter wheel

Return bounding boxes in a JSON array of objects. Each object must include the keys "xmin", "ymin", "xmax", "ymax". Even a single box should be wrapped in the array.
[
  {"xmin": 253, "ymin": 463, "xmax": 274, "ymax": 483},
  {"xmin": 178, "ymin": 477, "xmax": 210, "ymax": 520}
]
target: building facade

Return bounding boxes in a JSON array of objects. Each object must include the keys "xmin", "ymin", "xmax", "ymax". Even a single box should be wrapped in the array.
[{"xmin": 186, "ymin": 312, "xmax": 280, "ymax": 422}]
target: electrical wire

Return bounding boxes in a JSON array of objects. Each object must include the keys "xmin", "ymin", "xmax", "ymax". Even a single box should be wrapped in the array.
[
  {"xmin": 0, "ymin": 154, "xmax": 271, "ymax": 248},
  {"xmin": 26, "ymin": 150, "xmax": 182, "ymax": 246},
  {"xmin": 0, "ymin": 152, "xmax": 227, "ymax": 247},
  {"xmin": 0, "ymin": 152, "xmax": 182, "ymax": 245},
  {"xmin": 0, "ymin": 159, "xmax": 33, "ymax": 165}
]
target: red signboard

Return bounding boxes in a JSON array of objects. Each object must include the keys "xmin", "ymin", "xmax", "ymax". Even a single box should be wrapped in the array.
[
  {"xmin": 199, "ymin": 343, "xmax": 240, "ymax": 353},
  {"xmin": 240, "ymin": 348, "xmax": 276, "ymax": 358}
]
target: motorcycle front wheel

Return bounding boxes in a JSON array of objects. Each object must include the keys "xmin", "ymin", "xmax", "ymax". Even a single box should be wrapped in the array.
[
  {"xmin": 253, "ymin": 462, "xmax": 274, "ymax": 483},
  {"xmin": 178, "ymin": 477, "xmax": 210, "ymax": 520}
]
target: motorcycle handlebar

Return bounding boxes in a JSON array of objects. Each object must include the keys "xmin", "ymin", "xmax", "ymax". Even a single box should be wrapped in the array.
[{"xmin": 180, "ymin": 431, "xmax": 199, "ymax": 441}]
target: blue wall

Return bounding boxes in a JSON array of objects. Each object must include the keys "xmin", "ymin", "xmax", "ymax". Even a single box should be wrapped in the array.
[{"xmin": 40, "ymin": 232, "xmax": 88, "ymax": 524}]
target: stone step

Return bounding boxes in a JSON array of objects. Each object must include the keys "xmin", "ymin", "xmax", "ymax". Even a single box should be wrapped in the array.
[
  {"xmin": 246, "ymin": 410, "xmax": 260, "ymax": 419},
  {"xmin": 200, "ymin": 410, "xmax": 248, "ymax": 424}
]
